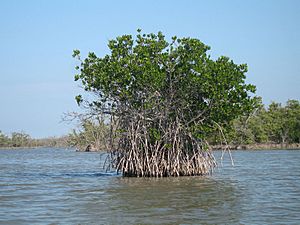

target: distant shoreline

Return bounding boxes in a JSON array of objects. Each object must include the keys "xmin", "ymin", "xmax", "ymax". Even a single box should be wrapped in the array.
[
  {"xmin": 2, "ymin": 143, "xmax": 300, "ymax": 151},
  {"xmin": 212, "ymin": 143, "xmax": 300, "ymax": 150},
  {"xmin": 0, "ymin": 146, "xmax": 69, "ymax": 150}
]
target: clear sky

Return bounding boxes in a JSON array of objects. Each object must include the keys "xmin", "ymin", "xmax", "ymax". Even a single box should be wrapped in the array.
[{"xmin": 0, "ymin": 0, "xmax": 299, "ymax": 138}]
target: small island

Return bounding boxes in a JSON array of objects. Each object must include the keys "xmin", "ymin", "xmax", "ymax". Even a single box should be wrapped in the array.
[{"xmin": 70, "ymin": 30, "xmax": 300, "ymax": 177}]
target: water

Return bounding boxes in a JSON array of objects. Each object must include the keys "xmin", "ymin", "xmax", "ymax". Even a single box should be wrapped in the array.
[{"xmin": 0, "ymin": 148, "xmax": 299, "ymax": 224}]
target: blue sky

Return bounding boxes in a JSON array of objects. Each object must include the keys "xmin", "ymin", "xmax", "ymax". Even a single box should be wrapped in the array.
[{"xmin": 0, "ymin": 0, "xmax": 299, "ymax": 138}]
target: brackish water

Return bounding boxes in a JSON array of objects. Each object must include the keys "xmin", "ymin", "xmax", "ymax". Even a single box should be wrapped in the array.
[{"xmin": 0, "ymin": 148, "xmax": 299, "ymax": 224}]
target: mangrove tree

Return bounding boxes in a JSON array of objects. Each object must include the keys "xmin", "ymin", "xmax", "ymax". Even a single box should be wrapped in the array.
[{"xmin": 73, "ymin": 30, "xmax": 257, "ymax": 177}]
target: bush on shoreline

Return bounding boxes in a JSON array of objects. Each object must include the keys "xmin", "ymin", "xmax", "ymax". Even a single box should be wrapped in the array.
[{"xmin": 0, "ymin": 131, "xmax": 68, "ymax": 149}]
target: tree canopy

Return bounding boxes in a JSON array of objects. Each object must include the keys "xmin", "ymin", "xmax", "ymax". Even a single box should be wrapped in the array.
[
  {"xmin": 227, "ymin": 99, "xmax": 300, "ymax": 145},
  {"xmin": 73, "ymin": 30, "xmax": 257, "ymax": 177}
]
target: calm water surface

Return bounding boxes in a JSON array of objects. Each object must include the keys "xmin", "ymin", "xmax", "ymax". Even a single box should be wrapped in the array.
[{"xmin": 0, "ymin": 148, "xmax": 299, "ymax": 224}]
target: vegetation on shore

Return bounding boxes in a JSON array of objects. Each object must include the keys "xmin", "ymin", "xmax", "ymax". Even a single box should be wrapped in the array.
[
  {"xmin": 1, "ymin": 99, "xmax": 299, "ymax": 151},
  {"xmin": 0, "ymin": 131, "xmax": 68, "ymax": 149},
  {"xmin": 67, "ymin": 115, "xmax": 109, "ymax": 151},
  {"xmin": 66, "ymin": 99, "xmax": 300, "ymax": 151},
  {"xmin": 210, "ymin": 99, "xmax": 300, "ymax": 148}
]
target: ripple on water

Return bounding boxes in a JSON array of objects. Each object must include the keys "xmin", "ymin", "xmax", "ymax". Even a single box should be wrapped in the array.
[{"xmin": 0, "ymin": 148, "xmax": 300, "ymax": 224}]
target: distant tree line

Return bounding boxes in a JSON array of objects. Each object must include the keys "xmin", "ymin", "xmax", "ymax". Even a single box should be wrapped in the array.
[
  {"xmin": 209, "ymin": 99, "xmax": 300, "ymax": 146},
  {"xmin": 0, "ymin": 131, "xmax": 68, "ymax": 148},
  {"xmin": 68, "ymin": 99, "xmax": 300, "ymax": 151},
  {"xmin": 2, "ymin": 99, "xmax": 299, "ymax": 150}
]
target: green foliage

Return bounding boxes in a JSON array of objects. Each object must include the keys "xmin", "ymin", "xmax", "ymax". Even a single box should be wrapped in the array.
[
  {"xmin": 0, "ymin": 131, "xmax": 31, "ymax": 148},
  {"xmin": 73, "ymin": 30, "xmax": 258, "ymax": 176},
  {"xmin": 11, "ymin": 132, "xmax": 30, "ymax": 147},
  {"xmin": 284, "ymin": 100, "xmax": 300, "ymax": 143},
  {"xmin": 68, "ymin": 117, "xmax": 109, "ymax": 151},
  {"xmin": 260, "ymin": 101, "xmax": 300, "ymax": 144},
  {"xmin": 0, "ymin": 131, "xmax": 10, "ymax": 147},
  {"xmin": 73, "ymin": 30, "xmax": 257, "ymax": 140},
  {"xmin": 221, "ymin": 99, "xmax": 300, "ymax": 145},
  {"xmin": 0, "ymin": 130, "xmax": 68, "ymax": 148}
]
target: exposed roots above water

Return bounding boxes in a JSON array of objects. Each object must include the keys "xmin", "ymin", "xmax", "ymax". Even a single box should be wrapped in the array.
[
  {"xmin": 108, "ymin": 117, "xmax": 217, "ymax": 177},
  {"xmin": 114, "ymin": 147, "xmax": 216, "ymax": 177}
]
